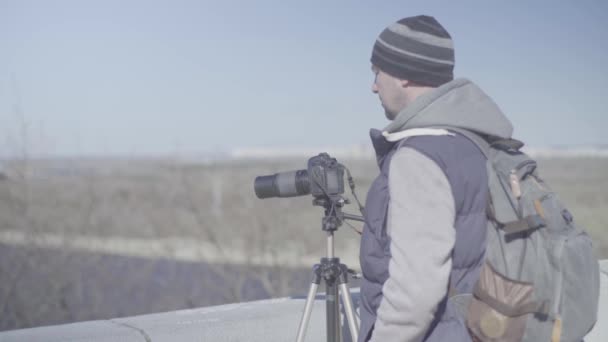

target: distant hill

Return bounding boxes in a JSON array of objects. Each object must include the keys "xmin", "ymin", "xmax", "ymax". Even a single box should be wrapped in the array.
[
  {"xmin": 522, "ymin": 145, "xmax": 608, "ymax": 158},
  {"xmin": 0, "ymin": 145, "xmax": 606, "ymax": 172},
  {"xmin": 229, "ymin": 144, "xmax": 608, "ymax": 160},
  {"xmin": 229, "ymin": 144, "xmax": 374, "ymax": 160}
]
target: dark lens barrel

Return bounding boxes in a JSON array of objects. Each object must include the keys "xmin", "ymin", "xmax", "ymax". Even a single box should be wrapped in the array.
[
  {"xmin": 254, "ymin": 175, "xmax": 278, "ymax": 199},
  {"xmin": 254, "ymin": 170, "xmax": 310, "ymax": 198}
]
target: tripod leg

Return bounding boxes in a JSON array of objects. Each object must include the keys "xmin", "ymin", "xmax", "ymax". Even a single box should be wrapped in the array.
[
  {"xmin": 339, "ymin": 283, "xmax": 359, "ymax": 342},
  {"xmin": 326, "ymin": 280, "xmax": 340, "ymax": 342},
  {"xmin": 296, "ymin": 281, "xmax": 320, "ymax": 342}
]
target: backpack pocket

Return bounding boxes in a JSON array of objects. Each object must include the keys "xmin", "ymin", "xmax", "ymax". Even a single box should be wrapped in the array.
[
  {"xmin": 467, "ymin": 261, "xmax": 537, "ymax": 342},
  {"xmin": 551, "ymin": 229, "xmax": 600, "ymax": 341}
]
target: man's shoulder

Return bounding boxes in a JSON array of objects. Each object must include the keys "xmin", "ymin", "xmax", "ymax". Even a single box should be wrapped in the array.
[
  {"xmin": 392, "ymin": 132, "xmax": 488, "ymax": 212},
  {"xmin": 396, "ymin": 132, "xmax": 485, "ymax": 171}
]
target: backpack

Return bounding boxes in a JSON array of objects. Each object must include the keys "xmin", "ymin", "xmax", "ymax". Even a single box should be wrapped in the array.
[{"xmin": 446, "ymin": 128, "xmax": 600, "ymax": 342}]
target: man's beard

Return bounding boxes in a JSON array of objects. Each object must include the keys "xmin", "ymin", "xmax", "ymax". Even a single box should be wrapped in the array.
[{"xmin": 383, "ymin": 105, "xmax": 397, "ymax": 120}]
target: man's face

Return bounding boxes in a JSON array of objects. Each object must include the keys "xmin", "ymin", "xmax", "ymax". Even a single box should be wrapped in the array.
[{"xmin": 371, "ymin": 65, "xmax": 408, "ymax": 120}]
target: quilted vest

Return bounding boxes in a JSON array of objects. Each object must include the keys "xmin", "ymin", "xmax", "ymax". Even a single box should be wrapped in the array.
[{"xmin": 359, "ymin": 130, "xmax": 487, "ymax": 342}]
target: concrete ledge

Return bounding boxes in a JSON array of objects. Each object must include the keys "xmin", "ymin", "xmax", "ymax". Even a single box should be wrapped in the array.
[
  {"xmin": 586, "ymin": 259, "xmax": 608, "ymax": 342},
  {"xmin": 0, "ymin": 292, "xmax": 357, "ymax": 342},
  {"xmin": 1, "ymin": 261, "xmax": 607, "ymax": 342},
  {"xmin": 0, "ymin": 320, "xmax": 146, "ymax": 342}
]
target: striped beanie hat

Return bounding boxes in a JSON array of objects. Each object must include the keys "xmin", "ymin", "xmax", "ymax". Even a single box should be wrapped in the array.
[{"xmin": 371, "ymin": 15, "xmax": 454, "ymax": 87}]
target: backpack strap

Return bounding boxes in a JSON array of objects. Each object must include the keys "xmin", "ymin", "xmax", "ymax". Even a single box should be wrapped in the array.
[
  {"xmin": 430, "ymin": 126, "xmax": 524, "ymax": 158},
  {"xmin": 430, "ymin": 126, "xmax": 492, "ymax": 159},
  {"xmin": 502, "ymin": 214, "xmax": 546, "ymax": 235},
  {"xmin": 491, "ymin": 139, "xmax": 524, "ymax": 151},
  {"xmin": 488, "ymin": 193, "xmax": 547, "ymax": 235}
]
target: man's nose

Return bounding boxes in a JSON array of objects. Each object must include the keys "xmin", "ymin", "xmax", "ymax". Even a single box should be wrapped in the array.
[{"xmin": 371, "ymin": 82, "xmax": 378, "ymax": 93}]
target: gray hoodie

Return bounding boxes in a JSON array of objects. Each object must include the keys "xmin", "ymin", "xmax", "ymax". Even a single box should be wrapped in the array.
[{"xmin": 360, "ymin": 78, "xmax": 513, "ymax": 342}]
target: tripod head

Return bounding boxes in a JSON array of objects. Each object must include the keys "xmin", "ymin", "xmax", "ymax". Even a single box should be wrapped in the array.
[
  {"xmin": 253, "ymin": 152, "xmax": 365, "ymax": 233},
  {"xmin": 312, "ymin": 194, "xmax": 364, "ymax": 233}
]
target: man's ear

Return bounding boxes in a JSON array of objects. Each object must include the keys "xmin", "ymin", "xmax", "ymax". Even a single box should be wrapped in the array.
[{"xmin": 399, "ymin": 79, "xmax": 410, "ymax": 88}]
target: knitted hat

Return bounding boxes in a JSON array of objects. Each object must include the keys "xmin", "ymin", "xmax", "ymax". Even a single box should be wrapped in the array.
[{"xmin": 371, "ymin": 15, "xmax": 454, "ymax": 87}]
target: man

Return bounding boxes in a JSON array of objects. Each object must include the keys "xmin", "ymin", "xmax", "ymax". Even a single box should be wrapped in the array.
[{"xmin": 359, "ymin": 15, "xmax": 514, "ymax": 341}]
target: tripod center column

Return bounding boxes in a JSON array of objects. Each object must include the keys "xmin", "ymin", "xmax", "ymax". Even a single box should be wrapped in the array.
[{"xmin": 326, "ymin": 231, "xmax": 334, "ymax": 259}]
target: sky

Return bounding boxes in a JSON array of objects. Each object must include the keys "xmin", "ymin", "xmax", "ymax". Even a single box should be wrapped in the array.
[{"xmin": 0, "ymin": 0, "xmax": 607, "ymax": 158}]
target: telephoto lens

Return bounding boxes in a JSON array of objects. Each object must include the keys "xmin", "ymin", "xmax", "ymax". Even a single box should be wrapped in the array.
[{"xmin": 254, "ymin": 169, "xmax": 311, "ymax": 198}]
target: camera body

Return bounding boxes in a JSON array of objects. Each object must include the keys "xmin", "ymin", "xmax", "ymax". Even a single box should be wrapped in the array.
[{"xmin": 307, "ymin": 153, "xmax": 344, "ymax": 197}]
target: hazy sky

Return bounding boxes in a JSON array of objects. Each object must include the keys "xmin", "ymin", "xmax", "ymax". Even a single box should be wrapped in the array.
[{"xmin": 1, "ymin": 0, "xmax": 607, "ymax": 157}]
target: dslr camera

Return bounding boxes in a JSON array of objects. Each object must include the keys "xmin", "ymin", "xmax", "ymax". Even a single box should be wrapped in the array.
[{"xmin": 254, "ymin": 153, "xmax": 344, "ymax": 199}]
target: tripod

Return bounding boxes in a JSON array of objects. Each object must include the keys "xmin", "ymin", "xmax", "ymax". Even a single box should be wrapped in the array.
[{"xmin": 295, "ymin": 195, "xmax": 363, "ymax": 342}]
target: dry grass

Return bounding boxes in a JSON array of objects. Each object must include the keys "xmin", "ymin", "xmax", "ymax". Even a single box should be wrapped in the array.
[{"xmin": 0, "ymin": 156, "xmax": 606, "ymax": 262}]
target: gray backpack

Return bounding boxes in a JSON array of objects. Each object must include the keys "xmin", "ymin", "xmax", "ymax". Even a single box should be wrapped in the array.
[{"xmin": 448, "ymin": 128, "xmax": 600, "ymax": 342}]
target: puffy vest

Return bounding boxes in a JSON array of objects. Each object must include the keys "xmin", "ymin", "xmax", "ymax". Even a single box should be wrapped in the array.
[{"xmin": 359, "ymin": 130, "xmax": 487, "ymax": 342}]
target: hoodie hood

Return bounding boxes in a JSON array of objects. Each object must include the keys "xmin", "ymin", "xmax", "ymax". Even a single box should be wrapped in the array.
[{"xmin": 382, "ymin": 78, "xmax": 513, "ymax": 139}]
